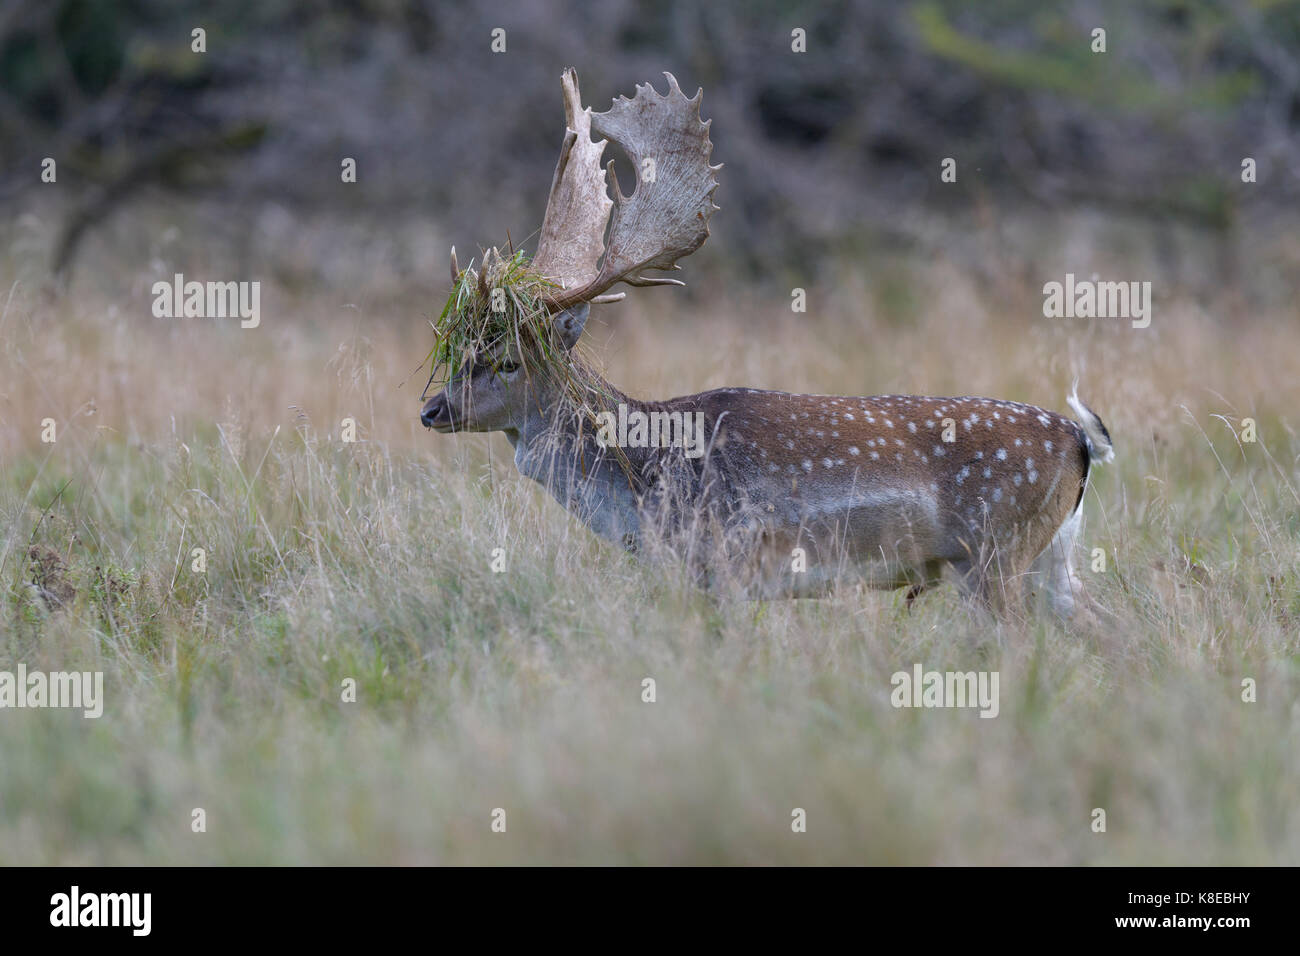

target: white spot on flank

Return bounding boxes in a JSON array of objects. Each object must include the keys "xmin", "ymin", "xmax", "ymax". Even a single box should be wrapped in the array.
[
  {"xmin": 996, "ymin": 448, "xmax": 1007, "ymax": 460},
  {"xmin": 849, "ymin": 446, "xmax": 859, "ymax": 456},
  {"xmin": 802, "ymin": 460, "xmax": 813, "ymax": 473}
]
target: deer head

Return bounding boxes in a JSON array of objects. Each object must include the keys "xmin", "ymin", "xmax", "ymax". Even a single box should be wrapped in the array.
[
  {"xmin": 420, "ymin": 68, "xmax": 721, "ymax": 436},
  {"xmin": 418, "ymin": 290, "xmax": 591, "ymax": 435}
]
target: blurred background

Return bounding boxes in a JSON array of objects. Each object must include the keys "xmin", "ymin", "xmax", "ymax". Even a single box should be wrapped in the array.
[{"xmin": 2, "ymin": 0, "xmax": 1298, "ymax": 309}]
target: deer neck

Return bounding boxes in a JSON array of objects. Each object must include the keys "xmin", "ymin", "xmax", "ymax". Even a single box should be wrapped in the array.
[{"xmin": 505, "ymin": 365, "xmax": 651, "ymax": 546}]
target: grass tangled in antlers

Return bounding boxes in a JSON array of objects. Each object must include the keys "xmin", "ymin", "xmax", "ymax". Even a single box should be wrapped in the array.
[
  {"xmin": 425, "ymin": 248, "xmax": 562, "ymax": 387},
  {"xmin": 422, "ymin": 247, "xmax": 635, "ymax": 477}
]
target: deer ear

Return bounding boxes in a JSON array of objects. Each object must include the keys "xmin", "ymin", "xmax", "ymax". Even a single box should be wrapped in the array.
[{"xmin": 554, "ymin": 303, "xmax": 590, "ymax": 350}]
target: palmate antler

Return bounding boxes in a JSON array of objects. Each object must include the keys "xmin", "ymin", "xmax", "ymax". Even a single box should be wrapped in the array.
[{"xmin": 532, "ymin": 68, "xmax": 722, "ymax": 312}]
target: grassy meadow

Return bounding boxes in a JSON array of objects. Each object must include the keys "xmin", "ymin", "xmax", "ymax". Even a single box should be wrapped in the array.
[{"xmin": 1, "ymin": 205, "xmax": 1298, "ymax": 864}]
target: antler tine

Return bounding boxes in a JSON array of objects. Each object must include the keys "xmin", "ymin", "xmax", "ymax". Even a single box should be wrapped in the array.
[
  {"xmin": 622, "ymin": 275, "xmax": 685, "ymax": 288},
  {"xmin": 542, "ymin": 71, "xmax": 721, "ymax": 312},
  {"xmin": 449, "ymin": 246, "xmax": 460, "ymax": 285}
]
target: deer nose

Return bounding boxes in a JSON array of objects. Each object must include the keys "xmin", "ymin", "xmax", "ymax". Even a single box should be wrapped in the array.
[{"xmin": 421, "ymin": 395, "xmax": 448, "ymax": 428}]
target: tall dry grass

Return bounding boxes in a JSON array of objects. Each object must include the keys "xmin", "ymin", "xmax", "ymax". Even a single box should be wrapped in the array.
[{"xmin": 0, "ymin": 202, "xmax": 1297, "ymax": 863}]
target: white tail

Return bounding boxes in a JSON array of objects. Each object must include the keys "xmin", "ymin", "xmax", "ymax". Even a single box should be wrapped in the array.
[{"xmin": 1068, "ymin": 382, "xmax": 1115, "ymax": 464}]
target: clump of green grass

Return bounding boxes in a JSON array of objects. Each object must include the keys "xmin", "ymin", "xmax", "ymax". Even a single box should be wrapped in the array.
[
  {"xmin": 425, "ymin": 247, "xmax": 562, "ymax": 389},
  {"xmin": 421, "ymin": 245, "xmax": 634, "ymax": 474}
]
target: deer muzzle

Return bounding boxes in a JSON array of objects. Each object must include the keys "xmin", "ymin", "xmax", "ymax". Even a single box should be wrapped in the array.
[{"xmin": 420, "ymin": 392, "xmax": 456, "ymax": 431}]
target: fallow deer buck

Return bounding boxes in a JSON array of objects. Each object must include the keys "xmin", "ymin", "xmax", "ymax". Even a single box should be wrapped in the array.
[{"xmin": 421, "ymin": 69, "xmax": 1114, "ymax": 617}]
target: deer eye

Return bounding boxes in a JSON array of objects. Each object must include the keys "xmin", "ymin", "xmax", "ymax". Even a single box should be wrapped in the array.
[{"xmin": 496, "ymin": 358, "xmax": 521, "ymax": 374}]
